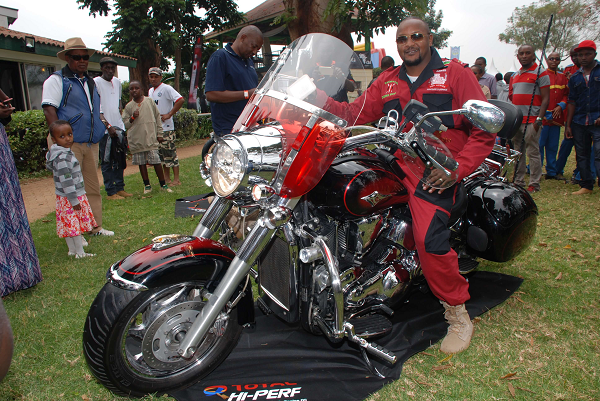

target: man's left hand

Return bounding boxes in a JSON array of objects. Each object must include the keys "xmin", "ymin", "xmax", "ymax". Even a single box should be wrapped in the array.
[
  {"xmin": 422, "ymin": 169, "xmax": 455, "ymax": 194},
  {"xmin": 107, "ymin": 126, "xmax": 117, "ymax": 137},
  {"xmin": 533, "ymin": 120, "xmax": 540, "ymax": 131},
  {"xmin": 157, "ymin": 137, "xmax": 164, "ymax": 143},
  {"xmin": 161, "ymin": 114, "xmax": 170, "ymax": 122}
]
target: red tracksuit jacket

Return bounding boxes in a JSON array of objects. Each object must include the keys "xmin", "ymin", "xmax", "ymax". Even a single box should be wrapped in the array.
[{"xmin": 325, "ymin": 48, "xmax": 496, "ymax": 182}]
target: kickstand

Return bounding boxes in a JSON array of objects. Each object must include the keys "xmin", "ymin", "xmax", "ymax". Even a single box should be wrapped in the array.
[{"xmin": 360, "ymin": 347, "xmax": 385, "ymax": 379}]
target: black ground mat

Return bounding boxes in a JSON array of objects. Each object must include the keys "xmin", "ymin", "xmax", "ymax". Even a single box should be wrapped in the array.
[
  {"xmin": 170, "ymin": 271, "xmax": 522, "ymax": 401},
  {"xmin": 174, "ymin": 194, "xmax": 212, "ymax": 218}
]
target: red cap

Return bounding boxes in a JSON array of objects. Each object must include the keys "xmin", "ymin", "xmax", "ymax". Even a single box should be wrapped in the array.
[{"xmin": 574, "ymin": 40, "xmax": 597, "ymax": 53}]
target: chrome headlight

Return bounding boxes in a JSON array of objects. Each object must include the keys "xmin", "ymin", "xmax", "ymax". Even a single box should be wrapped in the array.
[{"xmin": 210, "ymin": 138, "xmax": 247, "ymax": 197}]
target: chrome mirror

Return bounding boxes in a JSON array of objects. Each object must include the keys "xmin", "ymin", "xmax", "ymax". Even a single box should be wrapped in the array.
[{"xmin": 461, "ymin": 100, "xmax": 505, "ymax": 133}]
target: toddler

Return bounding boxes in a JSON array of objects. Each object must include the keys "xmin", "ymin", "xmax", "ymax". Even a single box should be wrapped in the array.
[{"xmin": 46, "ymin": 120, "xmax": 96, "ymax": 258}]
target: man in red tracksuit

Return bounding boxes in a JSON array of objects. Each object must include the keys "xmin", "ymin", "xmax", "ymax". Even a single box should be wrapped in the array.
[
  {"xmin": 326, "ymin": 17, "xmax": 495, "ymax": 354},
  {"xmin": 539, "ymin": 52, "xmax": 569, "ymax": 180}
]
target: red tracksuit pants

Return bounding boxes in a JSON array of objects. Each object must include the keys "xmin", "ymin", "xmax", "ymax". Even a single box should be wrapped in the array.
[{"xmin": 402, "ymin": 171, "xmax": 470, "ymax": 306}]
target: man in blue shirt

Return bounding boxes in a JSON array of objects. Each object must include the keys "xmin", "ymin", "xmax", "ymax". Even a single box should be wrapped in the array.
[
  {"xmin": 205, "ymin": 25, "xmax": 263, "ymax": 136},
  {"xmin": 565, "ymin": 40, "xmax": 600, "ymax": 195}
]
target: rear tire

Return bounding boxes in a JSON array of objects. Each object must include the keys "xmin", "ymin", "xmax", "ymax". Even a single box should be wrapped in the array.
[{"xmin": 83, "ymin": 282, "xmax": 242, "ymax": 397}]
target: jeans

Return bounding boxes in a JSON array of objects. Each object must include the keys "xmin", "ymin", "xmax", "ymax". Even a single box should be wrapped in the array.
[
  {"xmin": 554, "ymin": 137, "xmax": 596, "ymax": 180},
  {"xmin": 101, "ymin": 160, "xmax": 125, "ymax": 196},
  {"xmin": 539, "ymin": 125, "xmax": 560, "ymax": 176},
  {"xmin": 571, "ymin": 123, "xmax": 600, "ymax": 190}
]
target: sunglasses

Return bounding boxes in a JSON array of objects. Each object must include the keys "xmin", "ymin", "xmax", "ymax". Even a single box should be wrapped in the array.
[
  {"xmin": 547, "ymin": 57, "xmax": 560, "ymax": 61},
  {"xmin": 68, "ymin": 54, "xmax": 90, "ymax": 61},
  {"xmin": 396, "ymin": 33, "xmax": 426, "ymax": 44}
]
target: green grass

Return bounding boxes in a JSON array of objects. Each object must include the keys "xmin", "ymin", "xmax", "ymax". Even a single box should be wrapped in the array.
[{"xmin": 2, "ymin": 146, "xmax": 600, "ymax": 400}]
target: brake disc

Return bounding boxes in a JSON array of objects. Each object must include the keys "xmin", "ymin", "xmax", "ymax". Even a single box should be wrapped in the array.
[{"xmin": 141, "ymin": 301, "xmax": 211, "ymax": 370}]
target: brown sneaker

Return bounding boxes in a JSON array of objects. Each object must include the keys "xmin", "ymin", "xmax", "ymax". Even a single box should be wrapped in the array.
[
  {"xmin": 440, "ymin": 301, "xmax": 473, "ymax": 354},
  {"xmin": 117, "ymin": 190, "xmax": 133, "ymax": 197},
  {"xmin": 572, "ymin": 188, "xmax": 593, "ymax": 195},
  {"xmin": 107, "ymin": 194, "xmax": 125, "ymax": 200}
]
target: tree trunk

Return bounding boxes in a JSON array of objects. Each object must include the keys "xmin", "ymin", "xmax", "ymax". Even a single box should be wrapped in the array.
[
  {"xmin": 283, "ymin": 0, "xmax": 353, "ymax": 48},
  {"xmin": 174, "ymin": 15, "xmax": 181, "ymax": 92},
  {"xmin": 131, "ymin": 40, "xmax": 162, "ymax": 93}
]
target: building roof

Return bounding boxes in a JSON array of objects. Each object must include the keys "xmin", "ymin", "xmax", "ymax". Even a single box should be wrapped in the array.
[
  {"xmin": 205, "ymin": 0, "xmax": 288, "ymax": 44},
  {"xmin": 0, "ymin": 26, "xmax": 136, "ymax": 62}
]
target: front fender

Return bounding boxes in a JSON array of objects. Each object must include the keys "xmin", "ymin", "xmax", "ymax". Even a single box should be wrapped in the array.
[
  {"xmin": 107, "ymin": 237, "xmax": 236, "ymax": 291},
  {"xmin": 107, "ymin": 236, "xmax": 255, "ymax": 325}
]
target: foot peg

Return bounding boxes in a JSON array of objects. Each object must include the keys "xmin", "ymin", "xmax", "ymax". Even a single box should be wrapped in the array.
[
  {"xmin": 458, "ymin": 258, "xmax": 479, "ymax": 274},
  {"xmin": 348, "ymin": 314, "xmax": 393, "ymax": 339},
  {"xmin": 345, "ymin": 322, "xmax": 397, "ymax": 365}
]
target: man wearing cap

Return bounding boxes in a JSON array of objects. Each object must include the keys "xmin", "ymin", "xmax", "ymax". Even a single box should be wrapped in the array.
[
  {"xmin": 205, "ymin": 25, "xmax": 264, "ymax": 136},
  {"xmin": 565, "ymin": 40, "xmax": 600, "ymax": 195},
  {"xmin": 148, "ymin": 67, "xmax": 184, "ymax": 186},
  {"xmin": 94, "ymin": 57, "xmax": 131, "ymax": 200},
  {"xmin": 42, "ymin": 37, "xmax": 114, "ymax": 236}
]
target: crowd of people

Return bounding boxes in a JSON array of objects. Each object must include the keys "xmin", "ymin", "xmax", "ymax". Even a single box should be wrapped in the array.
[
  {"xmin": 469, "ymin": 42, "xmax": 599, "ymax": 195},
  {"xmin": 39, "ymin": 38, "xmax": 185, "ymax": 259}
]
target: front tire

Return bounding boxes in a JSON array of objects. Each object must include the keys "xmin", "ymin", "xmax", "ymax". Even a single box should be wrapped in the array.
[{"xmin": 83, "ymin": 281, "xmax": 242, "ymax": 397}]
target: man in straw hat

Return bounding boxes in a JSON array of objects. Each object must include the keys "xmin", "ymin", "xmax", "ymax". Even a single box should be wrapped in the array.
[{"xmin": 42, "ymin": 37, "xmax": 114, "ymax": 236}]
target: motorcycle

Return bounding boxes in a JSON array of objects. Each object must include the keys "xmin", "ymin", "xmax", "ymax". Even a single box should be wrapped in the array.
[{"xmin": 83, "ymin": 33, "xmax": 538, "ymax": 397}]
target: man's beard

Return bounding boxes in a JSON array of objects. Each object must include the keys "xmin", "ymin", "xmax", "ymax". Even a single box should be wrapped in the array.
[{"xmin": 403, "ymin": 55, "xmax": 422, "ymax": 67}]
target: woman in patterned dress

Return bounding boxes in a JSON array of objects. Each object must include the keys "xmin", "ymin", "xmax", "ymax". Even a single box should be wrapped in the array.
[{"xmin": 0, "ymin": 89, "xmax": 42, "ymax": 297}]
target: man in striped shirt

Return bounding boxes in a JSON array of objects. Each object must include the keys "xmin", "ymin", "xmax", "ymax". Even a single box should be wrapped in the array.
[{"xmin": 509, "ymin": 44, "xmax": 550, "ymax": 192}]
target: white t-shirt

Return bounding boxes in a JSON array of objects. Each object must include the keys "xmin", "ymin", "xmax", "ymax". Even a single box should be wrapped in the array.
[
  {"xmin": 148, "ymin": 83, "xmax": 183, "ymax": 132},
  {"xmin": 94, "ymin": 76, "xmax": 125, "ymax": 130},
  {"xmin": 41, "ymin": 73, "xmax": 93, "ymax": 110}
]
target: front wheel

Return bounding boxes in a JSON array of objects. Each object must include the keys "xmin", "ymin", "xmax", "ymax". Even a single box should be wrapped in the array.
[{"xmin": 83, "ymin": 281, "xmax": 242, "ymax": 397}]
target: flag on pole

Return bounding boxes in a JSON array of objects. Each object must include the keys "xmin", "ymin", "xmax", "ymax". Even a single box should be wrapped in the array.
[
  {"xmin": 450, "ymin": 46, "xmax": 460, "ymax": 60},
  {"xmin": 187, "ymin": 36, "xmax": 203, "ymax": 110}
]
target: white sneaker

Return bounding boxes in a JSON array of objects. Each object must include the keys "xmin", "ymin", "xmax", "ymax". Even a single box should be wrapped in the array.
[
  {"xmin": 75, "ymin": 252, "xmax": 96, "ymax": 259},
  {"xmin": 68, "ymin": 251, "xmax": 76, "ymax": 257},
  {"xmin": 161, "ymin": 185, "xmax": 173, "ymax": 193},
  {"xmin": 144, "ymin": 185, "xmax": 152, "ymax": 194},
  {"xmin": 91, "ymin": 228, "xmax": 114, "ymax": 236}
]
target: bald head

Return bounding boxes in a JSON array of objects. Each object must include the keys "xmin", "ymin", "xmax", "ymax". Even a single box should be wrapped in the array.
[
  {"xmin": 233, "ymin": 25, "xmax": 264, "ymax": 59},
  {"xmin": 398, "ymin": 16, "xmax": 430, "ymax": 34},
  {"xmin": 238, "ymin": 25, "xmax": 262, "ymax": 40}
]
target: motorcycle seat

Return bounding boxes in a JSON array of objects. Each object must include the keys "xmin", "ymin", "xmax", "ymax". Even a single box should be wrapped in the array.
[
  {"xmin": 449, "ymin": 184, "xmax": 467, "ymax": 226},
  {"xmin": 488, "ymin": 99, "xmax": 522, "ymax": 140}
]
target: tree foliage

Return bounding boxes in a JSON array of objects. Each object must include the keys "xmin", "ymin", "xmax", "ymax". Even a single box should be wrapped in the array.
[
  {"xmin": 77, "ymin": 0, "xmax": 243, "ymax": 91},
  {"xmin": 419, "ymin": 0, "xmax": 452, "ymax": 49},
  {"xmin": 499, "ymin": 0, "xmax": 600, "ymax": 59},
  {"xmin": 279, "ymin": 0, "xmax": 450, "ymax": 50},
  {"xmin": 323, "ymin": 0, "xmax": 430, "ymax": 45}
]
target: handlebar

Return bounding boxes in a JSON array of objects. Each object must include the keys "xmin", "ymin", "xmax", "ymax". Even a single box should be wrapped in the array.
[{"xmin": 422, "ymin": 142, "xmax": 459, "ymax": 172}]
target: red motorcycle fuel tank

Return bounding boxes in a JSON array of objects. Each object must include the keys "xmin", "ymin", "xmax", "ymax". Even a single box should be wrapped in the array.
[{"xmin": 309, "ymin": 152, "xmax": 408, "ymax": 219}]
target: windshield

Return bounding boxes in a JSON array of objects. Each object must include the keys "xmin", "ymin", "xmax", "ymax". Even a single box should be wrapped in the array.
[{"xmin": 230, "ymin": 33, "xmax": 367, "ymax": 198}]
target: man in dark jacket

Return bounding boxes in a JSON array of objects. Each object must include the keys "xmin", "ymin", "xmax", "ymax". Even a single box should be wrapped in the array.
[
  {"xmin": 565, "ymin": 40, "xmax": 600, "ymax": 194},
  {"xmin": 42, "ymin": 38, "xmax": 113, "ymax": 236},
  {"xmin": 326, "ymin": 17, "xmax": 495, "ymax": 354}
]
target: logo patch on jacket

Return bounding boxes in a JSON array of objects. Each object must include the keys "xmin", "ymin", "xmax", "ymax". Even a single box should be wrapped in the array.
[
  {"xmin": 428, "ymin": 70, "xmax": 449, "ymax": 91},
  {"xmin": 382, "ymin": 80, "xmax": 399, "ymax": 99}
]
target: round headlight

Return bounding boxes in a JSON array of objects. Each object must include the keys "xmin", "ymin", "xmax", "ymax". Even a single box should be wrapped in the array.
[{"xmin": 210, "ymin": 139, "xmax": 246, "ymax": 197}]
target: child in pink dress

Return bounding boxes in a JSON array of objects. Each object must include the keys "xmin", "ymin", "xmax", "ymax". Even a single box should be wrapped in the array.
[{"xmin": 46, "ymin": 120, "xmax": 96, "ymax": 258}]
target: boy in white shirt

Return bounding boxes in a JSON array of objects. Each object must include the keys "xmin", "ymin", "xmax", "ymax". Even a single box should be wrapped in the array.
[{"xmin": 148, "ymin": 67, "xmax": 184, "ymax": 186}]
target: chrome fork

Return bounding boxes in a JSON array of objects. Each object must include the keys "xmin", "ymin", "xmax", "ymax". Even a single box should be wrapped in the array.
[{"xmin": 178, "ymin": 197, "xmax": 296, "ymax": 358}]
